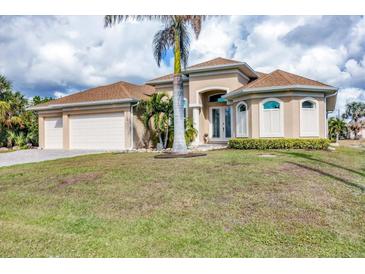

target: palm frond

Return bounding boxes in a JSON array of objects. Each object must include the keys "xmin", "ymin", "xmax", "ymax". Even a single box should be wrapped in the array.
[
  {"xmin": 153, "ymin": 25, "xmax": 174, "ymax": 67},
  {"xmin": 104, "ymin": 15, "xmax": 171, "ymax": 28},
  {"xmin": 188, "ymin": 16, "xmax": 205, "ymax": 38},
  {"xmin": 179, "ymin": 23, "xmax": 191, "ymax": 69},
  {"xmin": 0, "ymin": 74, "xmax": 11, "ymax": 92},
  {"xmin": 0, "ymin": 100, "xmax": 10, "ymax": 118}
]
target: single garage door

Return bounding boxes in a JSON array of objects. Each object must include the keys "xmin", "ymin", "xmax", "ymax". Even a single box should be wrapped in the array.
[
  {"xmin": 69, "ymin": 112, "xmax": 125, "ymax": 150},
  {"xmin": 44, "ymin": 117, "xmax": 63, "ymax": 149}
]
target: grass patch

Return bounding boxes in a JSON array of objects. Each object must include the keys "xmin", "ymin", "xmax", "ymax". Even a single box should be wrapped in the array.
[{"xmin": 0, "ymin": 147, "xmax": 364, "ymax": 257}]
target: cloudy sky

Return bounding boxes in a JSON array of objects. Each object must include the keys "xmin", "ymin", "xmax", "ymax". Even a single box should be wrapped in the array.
[{"xmin": 0, "ymin": 15, "xmax": 365, "ymax": 113}]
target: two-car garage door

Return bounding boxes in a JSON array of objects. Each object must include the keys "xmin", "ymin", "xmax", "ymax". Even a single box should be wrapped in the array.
[
  {"xmin": 44, "ymin": 112, "xmax": 125, "ymax": 150},
  {"xmin": 69, "ymin": 112, "xmax": 125, "ymax": 150}
]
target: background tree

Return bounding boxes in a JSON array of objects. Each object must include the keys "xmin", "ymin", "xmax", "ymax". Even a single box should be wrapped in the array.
[
  {"xmin": 0, "ymin": 75, "xmax": 11, "ymax": 95},
  {"xmin": 342, "ymin": 101, "xmax": 365, "ymax": 139},
  {"xmin": 328, "ymin": 117, "xmax": 347, "ymax": 142},
  {"xmin": 0, "ymin": 74, "xmax": 53, "ymax": 148},
  {"xmin": 104, "ymin": 15, "xmax": 205, "ymax": 154}
]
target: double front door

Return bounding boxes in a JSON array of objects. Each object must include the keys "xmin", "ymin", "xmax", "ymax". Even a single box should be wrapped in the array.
[{"xmin": 209, "ymin": 106, "xmax": 232, "ymax": 141}]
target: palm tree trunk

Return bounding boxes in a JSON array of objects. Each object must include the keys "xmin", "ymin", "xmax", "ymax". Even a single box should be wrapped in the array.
[
  {"xmin": 172, "ymin": 29, "xmax": 187, "ymax": 153},
  {"xmin": 336, "ymin": 133, "xmax": 339, "ymax": 143},
  {"xmin": 163, "ymin": 127, "xmax": 169, "ymax": 149}
]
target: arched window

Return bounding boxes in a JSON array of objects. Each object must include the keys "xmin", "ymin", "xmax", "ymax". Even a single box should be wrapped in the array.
[
  {"xmin": 302, "ymin": 100, "xmax": 315, "ymax": 109},
  {"xmin": 208, "ymin": 93, "xmax": 225, "ymax": 102},
  {"xmin": 260, "ymin": 98, "xmax": 284, "ymax": 137},
  {"xmin": 263, "ymin": 101, "xmax": 280, "ymax": 109},
  {"xmin": 300, "ymin": 98, "xmax": 319, "ymax": 137},
  {"xmin": 236, "ymin": 102, "xmax": 248, "ymax": 137}
]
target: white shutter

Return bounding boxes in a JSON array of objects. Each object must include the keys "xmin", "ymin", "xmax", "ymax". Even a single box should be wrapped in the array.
[
  {"xmin": 260, "ymin": 100, "xmax": 284, "ymax": 137},
  {"xmin": 236, "ymin": 109, "xmax": 247, "ymax": 137},
  {"xmin": 270, "ymin": 109, "xmax": 281, "ymax": 136},
  {"xmin": 301, "ymin": 108, "xmax": 319, "ymax": 136}
]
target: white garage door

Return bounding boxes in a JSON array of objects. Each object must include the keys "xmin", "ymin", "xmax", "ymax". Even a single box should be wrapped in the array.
[
  {"xmin": 69, "ymin": 112, "xmax": 125, "ymax": 150},
  {"xmin": 44, "ymin": 117, "xmax": 63, "ymax": 149}
]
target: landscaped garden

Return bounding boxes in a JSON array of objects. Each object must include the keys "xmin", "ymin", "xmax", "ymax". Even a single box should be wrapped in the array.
[{"xmin": 0, "ymin": 147, "xmax": 364, "ymax": 257}]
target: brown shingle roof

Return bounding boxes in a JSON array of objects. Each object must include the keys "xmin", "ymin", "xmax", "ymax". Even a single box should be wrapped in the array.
[
  {"xmin": 242, "ymin": 69, "xmax": 333, "ymax": 90},
  {"xmin": 188, "ymin": 57, "xmax": 241, "ymax": 69},
  {"xmin": 38, "ymin": 81, "xmax": 155, "ymax": 107},
  {"xmin": 147, "ymin": 57, "xmax": 243, "ymax": 82}
]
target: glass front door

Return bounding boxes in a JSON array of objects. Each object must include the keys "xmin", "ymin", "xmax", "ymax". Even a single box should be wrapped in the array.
[{"xmin": 210, "ymin": 106, "xmax": 232, "ymax": 141}]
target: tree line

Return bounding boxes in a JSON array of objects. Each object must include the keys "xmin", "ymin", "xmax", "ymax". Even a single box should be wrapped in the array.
[
  {"xmin": 328, "ymin": 101, "xmax": 365, "ymax": 142},
  {"xmin": 0, "ymin": 75, "xmax": 52, "ymax": 149}
]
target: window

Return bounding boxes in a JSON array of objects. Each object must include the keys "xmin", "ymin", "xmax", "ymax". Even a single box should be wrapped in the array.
[
  {"xmin": 302, "ymin": 100, "xmax": 315, "ymax": 109},
  {"xmin": 300, "ymin": 98, "xmax": 319, "ymax": 137},
  {"xmin": 263, "ymin": 101, "xmax": 280, "ymax": 109},
  {"xmin": 236, "ymin": 102, "xmax": 248, "ymax": 137},
  {"xmin": 209, "ymin": 93, "xmax": 225, "ymax": 102},
  {"xmin": 260, "ymin": 98, "xmax": 283, "ymax": 137}
]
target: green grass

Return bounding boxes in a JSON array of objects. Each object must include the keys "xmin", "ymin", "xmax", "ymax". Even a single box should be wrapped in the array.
[{"xmin": 0, "ymin": 147, "xmax": 364, "ymax": 257}]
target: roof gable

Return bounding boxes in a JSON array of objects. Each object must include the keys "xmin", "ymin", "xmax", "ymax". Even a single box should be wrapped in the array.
[
  {"xmin": 243, "ymin": 69, "xmax": 333, "ymax": 89},
  {"xmin": 147, "ymin": 57, "xmax": 247, "ymax": 83}
]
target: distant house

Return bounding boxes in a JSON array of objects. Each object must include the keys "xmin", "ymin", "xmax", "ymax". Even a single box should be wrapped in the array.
[{"xmin": 30, "ymin": 57, "xmax": 338, "ymax": 150}]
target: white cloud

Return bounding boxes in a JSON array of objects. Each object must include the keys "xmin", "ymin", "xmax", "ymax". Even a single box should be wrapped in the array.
[
  {"xmin": 336, "ymin": 87, "xmax": 365, "ymax": 114},
  {"xmin": 0, "ymin": 15, "xmax": 365, "ymax": 114},
  {"xmin": 53, "ymin": 91, "xmax": 68, "ymax": 98},
  {"xmin": 0, "ymin": 16, "xmax": 171, "ymax": 96}
]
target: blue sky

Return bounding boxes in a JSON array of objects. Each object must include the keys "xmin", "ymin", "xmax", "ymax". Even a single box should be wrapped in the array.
[{"xmin": 0, "ymin": 15, "xmax": 365, "ymax": 113}]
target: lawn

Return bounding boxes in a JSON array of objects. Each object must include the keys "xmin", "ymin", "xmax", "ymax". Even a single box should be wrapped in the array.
[{"xmin": 0, "ymin": 147, "xmax": 364, "ymax": 257}]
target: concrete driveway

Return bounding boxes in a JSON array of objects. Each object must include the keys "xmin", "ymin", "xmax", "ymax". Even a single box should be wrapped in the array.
[{"xmin": 0, "ymin": 149, "xmax": 107, "ymax": 167}]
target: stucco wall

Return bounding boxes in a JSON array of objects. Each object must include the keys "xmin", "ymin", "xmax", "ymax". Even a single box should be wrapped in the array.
[
  {"xmin": 189, "ymin": 72, "xmax": 248, "ymax": 105},
  {"xmin": 232, "ymin": 94, "xmax": 326, "ymax": 138}
]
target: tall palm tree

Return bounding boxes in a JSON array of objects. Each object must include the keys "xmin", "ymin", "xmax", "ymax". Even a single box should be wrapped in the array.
[
  {"xmin": 104, "ymin": 15, "xmax": 205, "ymax": 153},
  {"xmin": 342, "ymin": 101, "xmax": 365, "ymax": 139}
]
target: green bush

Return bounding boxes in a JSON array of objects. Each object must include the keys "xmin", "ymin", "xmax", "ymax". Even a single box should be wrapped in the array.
[{"xmin": 228, "ymin": 138, "xmax": 331, "ymax": 150}]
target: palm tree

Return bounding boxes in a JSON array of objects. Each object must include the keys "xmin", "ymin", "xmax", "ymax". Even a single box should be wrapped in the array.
[
  {"xmin": 104, "ymin": 15, "xmax": 205, "ymax": 153},
  {"xmin": 342, "ymin": 102, "xmax": 365, "ymax": 139},
  {"xmin": 328, "ymin": 117, "xmax": 347, "ymax": 143},
  {"xmin": 138, "ymin": 92, "xmax": 172, "ymax": 149},
  {"xmin": 0, "ymin": 75, "xmax": 11, "ymax": 96}
]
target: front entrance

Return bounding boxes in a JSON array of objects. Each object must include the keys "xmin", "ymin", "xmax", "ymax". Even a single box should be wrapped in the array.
[{"xmin": 209, "ymin": 106, "xmax": 232, "ymax": 142}]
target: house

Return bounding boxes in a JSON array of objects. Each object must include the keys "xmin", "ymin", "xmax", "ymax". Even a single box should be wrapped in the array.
[{"xmin": 30, "ymin": 57, "xmax": 338, "ymax": 150}]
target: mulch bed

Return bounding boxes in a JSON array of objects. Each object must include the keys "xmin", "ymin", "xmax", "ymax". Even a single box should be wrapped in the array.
[{"xmin": 154, "ymin": 152, "xmax": 207, "ymax": 159}]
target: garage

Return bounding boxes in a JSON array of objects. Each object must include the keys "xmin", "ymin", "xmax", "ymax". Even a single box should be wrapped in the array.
[
  {"xmin": 69, "ymin": 112, "xmax": 125, "ymax": 150},
  {"xmin": 44, "ymin": 117, "xmax": 63, "ymax": 149}
]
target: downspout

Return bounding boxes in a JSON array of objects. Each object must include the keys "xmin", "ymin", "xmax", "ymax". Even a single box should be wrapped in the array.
[
  {"xmin": 130, "ymin": 102, "xmax": 139, "ymax": 150},
  {"xmin": 324, "ymin": 91, "xmax": 338, "ymax": 138}
]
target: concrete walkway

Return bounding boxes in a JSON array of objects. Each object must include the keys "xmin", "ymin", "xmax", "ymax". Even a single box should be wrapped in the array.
[{"xmin": 0, "ymin": 149, "xmax": 107, "ymax": 167}]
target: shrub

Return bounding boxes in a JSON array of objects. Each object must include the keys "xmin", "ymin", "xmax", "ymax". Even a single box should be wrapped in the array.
[{"xmin": 228, "ymin": 138, "xmax": 331, "ymax": 150}]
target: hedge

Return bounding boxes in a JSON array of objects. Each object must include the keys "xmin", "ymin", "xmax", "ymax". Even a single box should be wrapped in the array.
[{"xmin": 228, "ymin": 138, "xmax": 331, "ymax": 150}]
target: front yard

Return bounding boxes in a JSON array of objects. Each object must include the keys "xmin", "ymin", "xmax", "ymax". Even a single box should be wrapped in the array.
[{"xmin": 0, "ymin": 147, "xmax": 364, "ymax": 257}]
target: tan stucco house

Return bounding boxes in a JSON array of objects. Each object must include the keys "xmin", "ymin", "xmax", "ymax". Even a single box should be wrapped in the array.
[{"xmin": 31, "ymin": 57, "xmax": 338, "ymax": 150}]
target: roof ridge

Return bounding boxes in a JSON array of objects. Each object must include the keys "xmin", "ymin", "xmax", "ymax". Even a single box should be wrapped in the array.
[
  {"xmin": 275, "ymin": 69, "xmax": 295, "ymax": 85},
  {"xmin": 247, "ymin": 70, "xmax": 274, "ymax": 86},
  {"xmin": 275, "ymin": 69, "xmax": 333, "ymax": 87}
]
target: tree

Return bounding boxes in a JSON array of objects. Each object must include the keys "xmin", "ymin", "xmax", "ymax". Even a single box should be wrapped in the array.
[
  {"xmin": 0, "ymin": 74, "xmax": 53, "ymax": 147},
  {"xmin": 0, "ymin": 75, "xmax": 11, "ymax": 95},
  {"xmin": 342, "ymin": 102, "xmax": 365, "ymax": 139},
  {"xmin": 138, "ymin": 92, "xmax": 172, "ymax": 149},
  {"xmin": 328, "ymin": 117, "xmax": 347, "ymax": 143},
  {"xmin": 104, "ymin": 15, "xmax": 205, "ymax": 153}
]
